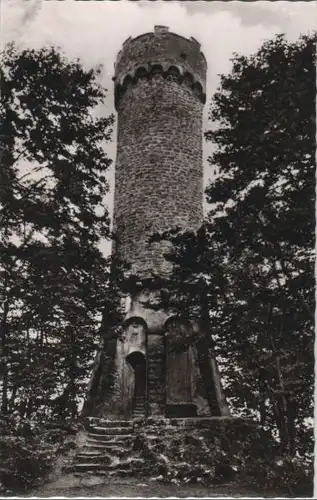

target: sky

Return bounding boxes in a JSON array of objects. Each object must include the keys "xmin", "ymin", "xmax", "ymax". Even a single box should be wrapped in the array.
[{"xmin": 1, "ymin": 0, "xmax": 316, "ymax": 255}]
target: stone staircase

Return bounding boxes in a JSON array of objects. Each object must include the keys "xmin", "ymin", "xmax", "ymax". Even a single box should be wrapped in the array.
[
  {"xmin": 133, "ymin": 396, "xmax": 146, "ymax": 418},
  {"xmin": 147, "ymin": 338, "xmax": 165, "ymax": 414},
  {"xmin": 68, "ymin": 418, "xmax": 148, "ymax": 478}
]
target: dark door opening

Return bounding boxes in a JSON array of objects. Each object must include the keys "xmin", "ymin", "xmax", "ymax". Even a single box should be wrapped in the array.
[{"xmin": 126, "ymin": 351, "xmax": 146, "ymax": 417}]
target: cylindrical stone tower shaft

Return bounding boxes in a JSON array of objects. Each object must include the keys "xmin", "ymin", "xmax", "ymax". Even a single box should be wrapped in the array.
[{"xmin": 113, "ymin": 26, "xmax": 207, "ymax": 278}]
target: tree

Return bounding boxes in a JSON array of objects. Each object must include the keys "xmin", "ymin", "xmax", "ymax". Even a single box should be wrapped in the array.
[
  {"xmin": 0, "ymin": 43, "xmax": 115, "ymax": 423},
  {"xmin": 204, "ymin": 31, "xmax": 315, "ymax": 457},
  {"xmin": 145, "ymin": 32, "xmax": 315, "ymax": 494}
]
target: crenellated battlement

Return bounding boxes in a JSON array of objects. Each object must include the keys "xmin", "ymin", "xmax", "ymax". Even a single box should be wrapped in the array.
[
  {"xmin": 114, "ymin": 63, "xmax": 206, "ymax": 109},
  {"xmin": 113, "ymin": 26, "xmax": 207, "ymax": 109}
]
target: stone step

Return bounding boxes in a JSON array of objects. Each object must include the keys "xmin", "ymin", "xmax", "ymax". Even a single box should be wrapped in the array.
[
  {"xmin": 109, "ymin": 467, "xmax": 152, "ymax": 478},
  {"xmin": 77, "ymin": 450, "xmax": 106, "ymax": 456},
  {"xmin": 84, "ymin": 449, "xmax": 130, "ymax": 460},
  {"xmin": 86, "ymin": 427, "xmax": 134, "ymax": 435},
  {"xmin": 68, "ymin": 464, "xmax": 109, "ymax": 472},
  {"xmin": 83, "ymin": 443, "xmax": 130, "ymax": 453},
  {"xmin": 85, "ymin": 441, "xmax": 132, "ymax": 450},
  {"xmin": 86, "ymin": 419, "xmax": 133, "ymax": 428},
  {"xmin": 75, "ymin": 454, "xmax": 113, "ymax": 464},
  {"xmin": 70, "ymin": 458, "xmax": 144, "ymax": 473},
  {"xmin": 86, "ymin": 433, "xmax": 133, "ymax": 443},
  {"xmin": 89, "ymin": 426, "xmax": 132, "ymax": 435}
]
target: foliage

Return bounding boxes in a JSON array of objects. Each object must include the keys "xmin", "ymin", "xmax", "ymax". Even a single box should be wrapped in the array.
[
  {"xmin": 0, "ymin": 414, "xmax": 74, "ymax": 494},
  {"xmin": 205, "ymin": 31, "xmax": 315, "ymax": 457},
  {"xmin": 0, "ymin": 43, "xmax": 120, "ymax": 491},
  {"xmin": 133, "ymin": 420, "xmax": 312, "ymax": 496},
  {"xmin": 144, "ymin": 32, "xmax": 315, "ymax": 495}
]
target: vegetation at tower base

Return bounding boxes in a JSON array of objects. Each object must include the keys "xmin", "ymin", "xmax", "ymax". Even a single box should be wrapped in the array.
[
  {"xmin": 131, "ymin": 417, "xmax": 274, "ymax": 488},
  {"xmin": 0, "ymin": 44, "xmax": 118, "ymax": 494},
  {"xmin": 145, "ymin": 33, "xmax": 315, "ymax": 496}
]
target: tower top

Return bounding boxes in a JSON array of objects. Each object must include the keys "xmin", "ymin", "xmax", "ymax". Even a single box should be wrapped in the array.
[
  {"xmin": 115, "ymin": 26, "xmax": 206, "ymax": 71},
  {"xmin": 113, "ymin": 27, "xmax": 207, "ymax": 109}
]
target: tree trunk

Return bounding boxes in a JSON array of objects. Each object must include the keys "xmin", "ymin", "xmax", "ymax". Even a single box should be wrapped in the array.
[
  {"xmin": 259, "ymin": 367, "xmax": 267, "ymax": 426},
  {"xmin": 285, "ymin": 394, "xmax": 296, "ymax": 453},
  {"xmin": 265, "ymin": 302, "xmax": 293, "ymax": 451},
  {"xmin": 82, "ymin": 349, "xmax": 102, "ymax": 416},
  {"xmin": 274, "ymin": 355, "xmax": 292, "ymax": 452},
  {"xmin": 67, "ymin": 325, "xmax": 79, "ymax": 420},
  {"xmin": 1, "ymin": 300, "xmax": 9, "ymax": 414}
]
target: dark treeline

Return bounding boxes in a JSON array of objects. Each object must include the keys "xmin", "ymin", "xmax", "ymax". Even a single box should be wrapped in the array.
[{"xmin": 0, "ymin": 45, "xmax": 122, "ymax": 493}]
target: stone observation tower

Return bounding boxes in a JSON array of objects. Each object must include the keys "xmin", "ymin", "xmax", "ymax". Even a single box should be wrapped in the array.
[
  {"xmin": 113, "ymin": 25, "xmax": 206, "ymax": 278},
  {"xmin": 84, "ymin": 26, "xmax": 228, "ymax": 420}
]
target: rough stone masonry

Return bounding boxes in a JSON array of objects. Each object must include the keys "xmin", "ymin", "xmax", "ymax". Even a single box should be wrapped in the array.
[
  {"xmin": 113, "ymin": 25, "xmax": 206, "ymax": 278},
  {"xmin": 84, "ymin": 26, "xmax": 226, "ymax": 420}
]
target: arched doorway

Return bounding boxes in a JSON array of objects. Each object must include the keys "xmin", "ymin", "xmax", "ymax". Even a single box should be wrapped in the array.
[{"xmin": 126, "ymin": 351, "xmax": 146, "ymax": 417}]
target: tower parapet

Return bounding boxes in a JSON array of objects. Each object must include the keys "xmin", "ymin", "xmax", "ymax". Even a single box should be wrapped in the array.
[{"xmin": 114, "ymin": 26, "xmax": 207, "ymax": 109}]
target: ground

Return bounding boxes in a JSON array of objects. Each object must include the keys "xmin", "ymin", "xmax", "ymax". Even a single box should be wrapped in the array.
[{"xmin": 28, "ymin": 474, "xmax": 284, "ymax": 498}]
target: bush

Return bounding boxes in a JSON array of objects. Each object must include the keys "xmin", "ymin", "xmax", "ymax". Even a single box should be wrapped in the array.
[
  {"xmin": 133, "ymin": 421, "xmax": 313, "ymax": 495},
  {"xmin": 0, "ymin": 415, "xmax": 75, "ymax": 495},
  {"xmin": 242, "ymin": 453, "xmax": 313, "ymax": 497}
]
